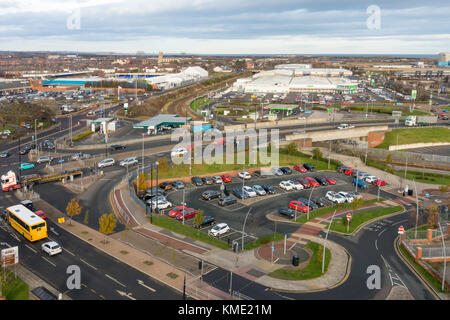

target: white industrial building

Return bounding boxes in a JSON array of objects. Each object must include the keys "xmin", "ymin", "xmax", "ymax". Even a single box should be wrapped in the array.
[
  {"xmin": 147, "ymin": 66, "xmax": 208, "ymax": 90},
  {"xmin": 233, "ymin": 64, "xmax": 357, "ymax": 93}
]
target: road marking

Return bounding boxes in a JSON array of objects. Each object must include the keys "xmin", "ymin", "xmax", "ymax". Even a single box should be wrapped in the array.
[
  {"xmin": 375, "ymin": 239, "xmax": 378, "ymax": 251},
  {"xmin": 116, "ymin": 290, "xmax": 136, "ymax": 300},
  {"xmin": 392, "ymin": 219, "xmax": 408, "ymax": 226},
  {"xmin": 25, "ymin": 244, "xmax": 37, "ymax": 253},
  {"xmin": 378, "ymin": 229, "xmax": 386, "ymax": 237},
  {"xmin": 137, "ymin": 279, "xmax": 156, "ymax": 292},
  {"xmin": 80, "ymin": 258, "xmax": 98, "ymax": 270},
  {"xmin": 42, "ymin": 256, "xmax": 56, "ymax": 267},
  {"xmin": 63, "ymin": 248, "xmax": 75, "ymax": 256},
  {"xmin": 106, "ymin": 274, "xmax": 126, "ymax": 288}
]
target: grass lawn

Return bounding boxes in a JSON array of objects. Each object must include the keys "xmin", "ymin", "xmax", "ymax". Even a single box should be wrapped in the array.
[
  {"xmin": 294, "ymin": 198, "xmax": 384, "ymax": 224},
  {"xmin": 0, "ymin": 267, "xmax": 29, "ymax": 300},
  {"xmin": 243, "ymin": 234, "xmax": 284, "ymax": 251},
  {"xmin": 328, "ymin": 206, "xmax": 403, "ymax": 233},
  {"xmin": 398, "ymin": 245, "xmax": 449, "ymax": 293},
  {"xmin": 376, "ymin": 127, "xmax": 450, "ymax": 149},
  {"xmin": 190, "ymin": 97, "xmax": 212, "ymax": 112},
  {"xmin": 268, "ymin": 242, "xmax": 331, "ymax": 280},
  {"xmin": 150, "ymin": 215, "xmax": 231, "ymax": 249}
]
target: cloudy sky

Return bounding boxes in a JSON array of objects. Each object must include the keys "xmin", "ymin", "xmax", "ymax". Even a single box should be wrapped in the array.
[{"xmin": 0, "ymin": 0, "xmax": 449, "ymax": 54}]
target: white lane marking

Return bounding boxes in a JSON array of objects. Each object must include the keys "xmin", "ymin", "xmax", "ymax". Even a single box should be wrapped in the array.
[
  {"xmin": 63, "ymin": 248, "xmax": 75, "ymax": 256},
  {"xmin": 42, "ymin": 256, "xmax": 56, "ymax": 267},
  {"xmin": 106, "ymin": 274, "xmax": 126, "ymax": 288},
  {"xmin": 116, "ymin": 290, "xmax": 136, "ymax": 300},
  {"xmin": 137, "ymin": 279, "xmax": 156, "ymax": 292},
  {"xmin": 378, "ymin": 229, "xmax": 386, "ymax": 237},
  {"xmin": 375, "ymin": 239, "xmax": 378, "ymax": 251},
  {"xmin": 25, "ymin": 244, "xmax": 37, "ymax": 253},
  {"xmin": 392, "ymin": 219, "xmax": 408, "ymax": 226},
  {"xmin": 80, "ymin": 258, "xmax": 98, "ymax": 270}
]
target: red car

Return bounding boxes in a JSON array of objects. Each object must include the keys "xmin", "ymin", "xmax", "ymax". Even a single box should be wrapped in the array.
[
  {"xmin": 294, "ymin": 164, "xmax": 307, "ymax": 173},
  {"xmin": 168, "ymin": 206, "xmax": 188, "ymax": 218},
  {"xmin": 35, "ymin": 210, "xmax": 47, "ymax": 220},
  {"xmin": 175, "ymin": 208, "xmax": 198, "ymax": 221},
  {"xmin": 322, "ymin": 176, "xmax": 336, "ymax": 185},
  {"xmin": 297, "ymin": 177, "xmax": 311, "ymax": 188},
  {"xmin": 372, "ymin": 179, "xmax": 387, "ymax": 186},
  {"xmin": 344, "ymin": 168, "xmax": 355, "ymax": 175},
  {"xmin": 288, "ymin": 201, "xmax": 309, "ymax": 213},
  {"xmin": 221, "ymin": 174, "xmax": 232, "ymax": 183},
  {"xmin": 305, "ymin": 177, "xmax": 320, "ymax": 188}
]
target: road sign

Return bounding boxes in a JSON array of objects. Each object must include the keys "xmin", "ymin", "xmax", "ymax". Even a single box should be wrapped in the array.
[
  {"xmin": 411, "ymin": 89, "xmax": 417, "ymax": 100},
  {"xmin": 58, "ymin": 217, "xmax": 65, "ymax": 224},
  {"xmin": 398, "ymin": 226, "xmax": 405, "ymax": 235},
  {"xmin": 1, "ymin": 246, "xmax": 19, "ymax": 267},
  {"xmin": 346, "ymin": 213, "xmax": 352, "ymax": 221}
]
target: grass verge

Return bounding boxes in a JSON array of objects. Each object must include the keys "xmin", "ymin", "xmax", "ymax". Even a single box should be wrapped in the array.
[
  {"xmin": 0, "ymin": 267, "xmax": 29, "ymax": 300},
  {"xmin": 328, "ymin": 205, "xmax": 403, "ymax": 233},
  {"xmin": 268, "ymin": 242, "xmax": 331, "ymax": 280},
  {"xmin": 190, "ymin": 97, "xmax": 212, "ymax": 112},
  {"xmin": 243, "ymin": 234, "xmax": 284, "ymax": 250},
  {"xmin": 376, "ymin": 127, "xmax": 450, "ymax": 149}
]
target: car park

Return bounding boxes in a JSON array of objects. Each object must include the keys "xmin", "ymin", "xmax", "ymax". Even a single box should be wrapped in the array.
[
  {"xmin": 41, "ymin": 241, "xmax": 62, "ymax": 256},
  {"xmin": 97, "ymin": 158, "xmax": 115, "ymax": 168},
  {"xmin": 232, "ymin": 188, "xmax": 248, "ymax": 199},
  {"xmin": 191, "ymin": 177, "xmax": 204, "ymax": 186},
  {"xmin": 212, "ymin": 176, "xmax": 223, "ymax": 184},
  {"xmin": 119, "ymin": 157, "xmax": 138, "ymax": 167},
  {"xmin": 305, "ymin": 177, "xmax": 320, "ymax": 188},
  {"xmin": 145, "ymin": 195, "xmax": 167, "ymax": 205},
  {"xmin": 20, "ymin": 162, "xmax": 35, "ymax": 170},
  {"xmin": 238, "ymin": 171, "xmax": 252, "ymax": 180},
  {"xmin": 348, "ymin": 191, "xmax": 362, "ymax": 200},
  {"xmin": 279, "ymin": 181, "xmax": 293, "ymax": 191},
  {"xmin": 325, "ymin": 191, "xmax": 346, "ymax": 204},
  {"xmin": 303, "ymin": 164, "xmax": 316, "ymax": 172},
  {"xmin": 159, "ymin": 182, "xmax": 173, "ymax": 191},
  {"xmin": 352, "ymin": 178, "xmax": 368, "ymax": 188},
  {"xmin": 271, "ymin": 167, "xmax": 284, "ymax": 176},
  {"xmin": 337, "ymin": 166, "xmax": 350, "ymax": 173},
  {"xmin": 202, "ymin": 190, "xmax": 221, "ymax": 200},
  {"xmin": 193, "ymin": 216, "xmax": 216, "ymax": 229},
  {"xmin": 175, "ymin": 208, "xmax": 198, "ymax": 221},
  {"xmin": 297, "ymin": 177, "xmax": 311, "ymax": 188},
  {"xmin": 280, "ymin": 167, "xmax": 292, "ymax": 175},
  {"xmin": 364, "ymin": 175, "xmax": 378, "ymax": 183},
  {"xmin": 168, "ymin": 206, "xmax": 188, "ymax": 218},
  {"xmin": 278, "ymin": 207, "xmax": 296, "ymax": 219},
  {"xmin": 294, "ymin": 164, "xmax": 307, "ymax": 173},
  {"xmin": 221, "ymin": 174, "xmax": 232, "ymax": 183},
  {"xmin": 262, "ymin": 184, "xmax": 276, "ymax": 194},
  {"xmin": 314, "ymin": 176, "xmax": 328, "ymax": 186},
  {"xmin": 218, "ymin": 196, "xmax": 237, "ymax": 206},
  {"xmin": 202, "ymin": 177, "xmax": 214, "ymax": 185},
  {"xmin": 242, "ymin": 186, "xmax": 257, "ymax": 197},
  {"xmin": 252, "ymin": 185, "xmax": 266, "ymax": 196},
  {"xmin": 372, "ymin": 179, "xmax": 386, "ymax": 186},
  {"xmin": 288, "ymin": 180, "xmax": 304, "ymax": 190},
  {"xmin": 288, "ymin": 200, "xmax": 308, "ymax": 213},
  {"xmin": 208, "ymin": 223, "xmax": 230, "ymax": 237},
  {"xmin": 338, "ymin": 191, "xmax": 354, "ymax": 203},
  {"xmin": 344, "ymin": 168, "xmax": 355, "ymax": 175},
  {"xmin": 150, "ymin": 199, "xmax": 172, "ymax": 210},
  {"xmin": 171, "ymin": 181, "xmax": 185, "ymax": 189},
  {"xmin": 297, "ymin": 197, "xmax": 318, "ymax": 210},
  {"xmin": 311, "ymin": 197, "xmax": 327, "ymax": 207}
]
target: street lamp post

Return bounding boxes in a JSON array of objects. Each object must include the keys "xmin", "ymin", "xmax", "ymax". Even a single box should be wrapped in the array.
[
  {"xmin": 307, "ymin": 186, "xmax": 315, "ymax": 221},
  {"xmin": 241, "ymin": 207, "xmax": 252, "ymax": 251},
  {"xmin": 322, "ymin": 209, "xmax": 337, "ymax": 273},
  {"xmin": 413, "ymin": 179, "xmax": 419, "ymax": 239},
  {"xmin": 438, "ymin": 221, "xmax": 447, "ymax": 292}
]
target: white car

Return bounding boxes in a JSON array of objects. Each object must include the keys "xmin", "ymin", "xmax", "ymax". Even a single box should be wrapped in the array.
[
  {"xmin": 97, "ymin": 158, "xmax": 115, "ymax": 168},
  {"xmin": 364, "ymin": 175, "xmax": 378, "ymax": 183},
  {"xmin": 279, "ymin": 181, "xmax": 293, "ymax": 191},
  {"xmin": 252, "ymin": 185, "xmax": 266, "ymax": 196},
  {"xmin": 120, "ymin": 157, "xmax": 138, "ymax": 167},
  {"xmin": 41, "ymin": 241, "xmax": 62, "ymax": 256},
  {"xmin": 338, "ymin": 192, "xmax": 354, "ymax": 203},
  {"xmin": 243, "ymin": 186, "xmax": 257, "ymax": 197},
  {"xmin": 208, "ymin": 223, "xmax": 230, "ymax": 237},
  {"xmin": 238, "ymin": 172, "xmax": 252, "ymax": 180},
  {"xmin": 337, "ymin": 124, "xmax": 355, "ymax": 130},
  {"xmin": 171, "ymin": 148, "xmax": 188, "ymax": 158},
  {"xmin": 325, "ymin": 191, "xmax": 346, "ymax": 204},
  {"xmin": 288, "ymin": 180, "xmax": 304, "ymax": 190},
  {"xmin": 150, "ymin": 199, "xmax": 172, "ymax": 210},
  {"xmin": 36, "ymin": 156, "xmax": 54, "ymax": 164}
]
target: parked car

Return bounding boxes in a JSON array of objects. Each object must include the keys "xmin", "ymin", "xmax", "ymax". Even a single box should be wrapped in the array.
[
  {"xmin": 238, "ymin": 171, "xmax": 252, "ymax": 180},
  {"xmin": 253, "ymin": 169, "xmax": 271, "ymax": 177},
  {"xmin": 20, "ymin": 162, "xmax": 35, "ymax": 170},
  {"xmin": 313, "ymin": 176, "xmax": 328, "ymax": 186},
  {"xmin": 202, "ymin": 190, "xmax": 221, "ymax": 200},
  {"xmin": 323, "ymin": 176, "xmax": 337, "ymax": 185},
  {"xmin": 150, "ymin": 199, "xmax": 172, "ymax": 210},
  {"xmin": 338, "ymin": 191, "xmax": 354, "ymax": 203},
  {"xmin": 294, "ymin": 164, "xmax": 307, "ymax": 173},
  {"xmin": 218, "ymin": 196, "xmax": 237, "ymax": 206},
  {"xmin": 171, "ymin": 181, "xmax": 185, "ymax": 189},
  {"xmin": 145, "ymin": 195, "xmax": 167, "ymax": 205},
  {"xmin": 242, "ymin": 186, "xmax": 257, "ymax": 197},
  {"xmin": 352, "ymin": 178, "xmax": 368, "ymax": 189},
  {"xmin": 279, "ymin": 181, "xmax": 293, "ymax": 191},
  {"xmin": 212, "ymin": 176, "xmax": 223, "ymax": 184},
  {"xmin": 305, "ymin": 177, "xmax": 320, "ymax": 188},
  {"xmin": 271, "ymin": 167, "xmax": 284, "ymax": 176},
  {"xmin": 202, "ymin": 177, "xmax": 214, "ymax": 185},
  {"xmin": 232, "ymin": 188, "xmax": 248, "ymax": 199},
  {"xmin": 110, "ymin": 144, "xmax": 126, "ymax": 151},
  {"xmin": 168, "ymin": 206, "xmax": 188, "ymax": 218},
  {"xmin": 97, "ymin": 158, "xmax": 115, "ymax": 168},
  {"xmin": 0, "ymin": 151, "xmax": 10, "ymax": 158},
  {"xmin": 175, "ymin": 208, "xmax": 198, "ymax": 221},
  {"xmin": 372, "ymin": 179, "xmax": 387, "ymax": 186},
  {"xmin": 191, "ymin": 176, "xmax": 204, "ymax": 186},
  {"xmin": 41, "ymin": 241, "xmax": 62, "ymax": 256},
  {"xmin": 278, "ymin": 207, "xmax": 296, "ymax": 219},
  {"xmin": 288, "ymin": 200, "xmax": 308, "ymax": 213},
  {"xmin": 252, "ymin": 185, "xmax": 266, "ymax": 196},
  {"xmin": 261, "ymin": 184, "xmax": 276, "ymax": 194},
  {"xmin": 310, "ymin": 197, "xmax": 328, "ymax": 207},
  {"xmin": 221, "ymin": 174, "xmax": 232, "ymax": 183},
  {"xmin": 344, "ymin": 168, "xmax": 355, "ymax": 175},
  {"xmin": 119, "ymin": 157, "xmax": 138, "ymax": 167},
  {"xmin": 337, "ymin": 166, "xmax": 350, "ymax": 173},
  {"xmin": 288, "ymin": 180, "xmax": 304, "ymax": 190},
  {"xmin": 280, "ymin": 167, "xmax": 292, "ymax": 175},
  {"xmin": 364, "ymin": 175, "xmax": 378, "ymax": 183},
  {"xmin": 297, "ymin": 177, "xmax": 311, "ymax": 188},
  {"xmin": 208, "ymin": 223, "xmax": 230, "ymax": 237},
  {"xmin": 193, "ymin": 216, "xmax": 216, "ymax": 229},
  {"xmin": 303, "ymin": 164, "xmax": 316, "ymax": 172},
  {"xmin": 348, "ymin": 192, "xmax": 363, "ymax": 200},
  {"xmin": 159, "ymin": 182, "xmax": 173, "ymax": 191},
  {"xmin": 297, "ymin": 197, "xmax": 318, "ymax": 210},
  {"xmin": 325, "ymin": 191, "xmax": 346, "ymax": 204}
]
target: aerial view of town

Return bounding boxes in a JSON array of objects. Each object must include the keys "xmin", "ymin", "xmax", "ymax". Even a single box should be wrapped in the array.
[{"xmin": 0, "ymin": 0, "xmax": 448, "ymax": 311}]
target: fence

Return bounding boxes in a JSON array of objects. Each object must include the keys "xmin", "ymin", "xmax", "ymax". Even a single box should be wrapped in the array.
[{"xmin": 184, "ymin": 275, "xmax": 242, "ymax": 300}]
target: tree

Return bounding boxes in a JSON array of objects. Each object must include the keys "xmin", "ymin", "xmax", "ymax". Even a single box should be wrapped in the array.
[
  {"xmin": 285, "ymin": 142, "xmax": 298, "ymax": 155},
  {"xmin": 351, "ymin": 198, "xmax": 364, "ymax": 216},
  {"xmin": 386, "ymin": 154, "xmax": 392, "ymax": 166},
  {"xmin": 66, "ymin": 198, "xmax": 82, "ymax": 226},
  {"xmin": 312, "ymin": 148, "xmax": 323, "ymax": 163},
  {"xmin": 83, "ymin": 209, "xmax": 89, "ymax": 225},
  {"xmin": 98, "ymin": 213, "xmax": 117, "ymax": 243},
  {"xmin": 426, "ymin": 205, "xmax": 439, "ymax": 228},
  {"xmin": 193, "ymin": 209, "xmax": 205, "ymax": 234},
  {"xmin": 439, "ymin": 185, "xmax": 449, "ymax": 193},
  {"xmin": 158, "ymin": 157, "xmax": 169, "ymax": 172},
  {"xmin": 137, "ymin": 172, "xmax": 146, "ymax": 196}
]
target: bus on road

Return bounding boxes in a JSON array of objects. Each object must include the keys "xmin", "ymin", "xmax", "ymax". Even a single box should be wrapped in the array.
[{"xmin": 6, "ymin": 204, "xmax": 47, "ymax": 242}]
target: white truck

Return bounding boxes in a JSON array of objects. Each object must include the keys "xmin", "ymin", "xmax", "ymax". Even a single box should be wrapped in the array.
[{"xmin": 405, "ymin": 115, "xmax": 438, "ymax": 127}]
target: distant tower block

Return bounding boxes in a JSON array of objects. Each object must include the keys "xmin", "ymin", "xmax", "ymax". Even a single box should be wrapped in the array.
[{"xmin": 158, "ymin": 51, "xmax": 164, "ymax": 64}]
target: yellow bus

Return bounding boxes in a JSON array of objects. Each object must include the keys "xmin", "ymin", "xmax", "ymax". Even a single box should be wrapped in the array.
[{"xmin": 7, "ymin": 204, "xmax": 47, "ymax": 242}]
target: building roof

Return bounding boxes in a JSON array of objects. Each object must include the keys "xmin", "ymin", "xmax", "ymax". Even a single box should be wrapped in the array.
[{"xmin": 133, "ymin": 114, "xmax": 191, "ymax": 129}]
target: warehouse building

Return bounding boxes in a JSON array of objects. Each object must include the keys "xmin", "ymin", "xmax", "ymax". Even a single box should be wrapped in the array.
[{"xmin": 146, "ymin": 66, "xmax": 208, "ymax": 90}]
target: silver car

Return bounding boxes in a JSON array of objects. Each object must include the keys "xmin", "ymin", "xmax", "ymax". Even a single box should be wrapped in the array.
[
  {"xmin": 252, "ymin": 185, "xmax": 266, "ymax": 196},
  {"xmin": 120, "ymin": 157, "xmax": 138, "ymax": 167},
  {"xmin": 97, "ymin": 158, "xmax": 115, "ymax": 168},
  {"xmin": 36, "ymin": 156, "xmax": 54, "ymax": 164}
]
